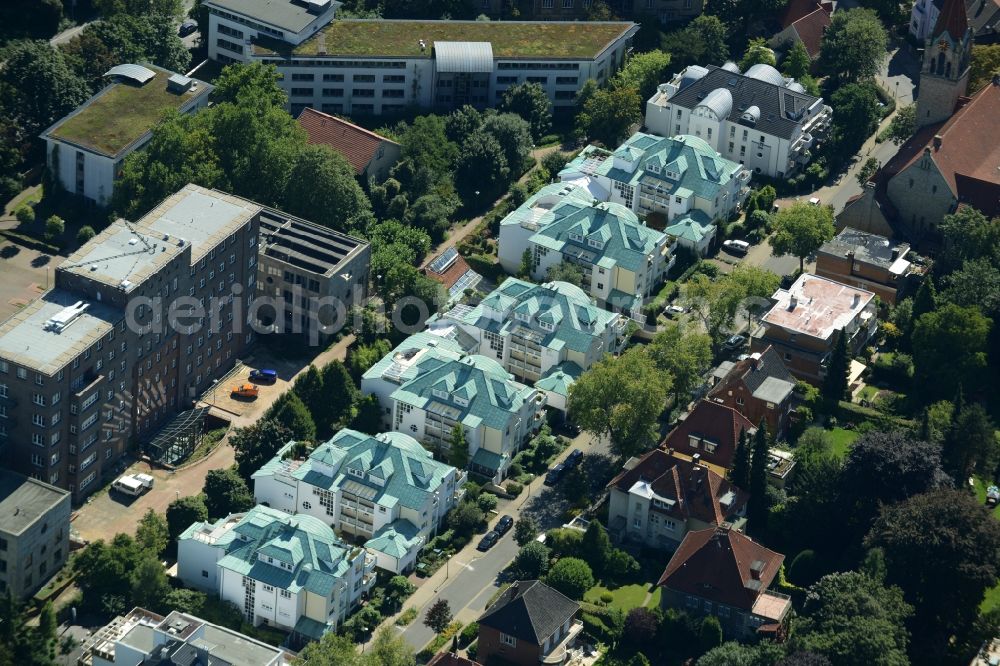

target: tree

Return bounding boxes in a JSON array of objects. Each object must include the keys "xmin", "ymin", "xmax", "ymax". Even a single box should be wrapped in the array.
[
  {"xmin": 698, "ymin": 642, "xmax": 790, "ymax": 666},
  {"xmin": 0, "ymin": 40, "xmax": 89, "ymax": 139},
  {"xmin": 612, "ymin": 49, "xmax": 672, "ymax": 101},
  {"xmin": 545, "ymin": 557, "xmax": 594, "ymax": 600},
  {"xmin": 542, "ymin": 151, "xmax": 570, "ymax": 178},
  {"xmin": 790, "ymin": 571, "xmax": 912, "ymax": 666},
  {"xmin": 424, "ymin": 599, "xmax": 453, "ymax": 634},
  {"xmin": 480, "ymin": 113, "xmax": 533, "ymax": 175},
  {"xmin": 498, "ymin": 82, "xmax": 552, "ymax": 140},
  {"xmin": 296, "ymin": 630, "xmax": 363, "ymax": 665},
  {"xmin": 648, "ymin": 324, "xmax": 713, "ymax": 406},
  {"xmin": 884, "ymin": 105, "xmax": 916, "ymax": 145},
  {"xmin": 699, "ymin": 615, "xmax": 724, "ymax": 652},
  {"xmin": 445, "ymin": 104, "xmax": 483, "ymax": 143},
  {"xmin": 366, "ymin": 627, "xmax": 416, "ymax": 666},
  {"xmin": 568, "ymin": 347, "xmax": 671, "ymax": 459},
  {"xmin": 942, "ymin": 257, "xmax": 1000, "ymax": 316},
  {"xmin": 203, "ymin": 468, "xmax": 254, "ymax": 519},
  {"xmin": 828, "ymin": 82, "xmax": 882, "ymax": 160},
  {"xmin": 518, "ymin": 248, "xmax": 535, "ymax": 280},
  {"xmin": 231, "ymin": 418, "xmax": 294, "ymax": 480},
  {"xmin": 166, "ymin": 494, "xmax": 208, "ymax": 541},
  {"xmin": 212, "ymin": 61, "xmax": 288, "ymax": 108},
  {"xmin": 867, "ymin": 490, "xmax": 1000, "ymax": 663},
  {"xmin": 969, "ymin": 44, "xmax": 1000, "ymax": 93},
  {"xmin": 44, "ymin": 215, "xmax": 64, "ymax": 242},
  {"xmin": 818, "ymin": 9, "xmax": 887, "ymax": 83},
  {"xmin": 731, "ymin": 428, "xmax": 751, "ymax": 489},
  {"xmin": 65, "ymin": 14, "xmax": 191, "ymax": 87},
  {"xmin": 95, "ymin": 0, "xmax": 183, "ymax": 17},
  {"xmin": 514, "ymin": 516, "xmax": 539, "ymax": 546},
  {"xmin": 577, "ymin": 84, "xmax": 642, "ymax": 147},
  {"xmin": 769, "ymin": 202, "xmax": 835, "ymax": 272},
  {"xmin": 581, "ymin": 521, "xmax": 613, "ymax": 575},
  {"xmin": 783, "ymin": 40, "xmax": 812, "ymax": 79},
  {"xmin": 477, "ymin": 492, "xmax": 498, "ymax": 514},
  {"xmin": 77, "ymin": 225, "xmax": 96, "ymax": 243},
  {"xmin": 351, "ymin": 395, "xmax": 383, "ymax": 434},
  {"xmin": 448, "ymin": 501, "xmax": 484, "ymax": 536},
  {"xmin": 448, "ymin": 424, "xmax": 469, "ymax": 468},
  {"xmin": 135, "ymin": 509, "xmax": 169, "ymax": 557},
  {"xmin": 315, "ymin": 361, "xmax": 357, "ymax": 433},
  {"xmin": 562, "ymin": 465, "xmax": 589, "ymax": 506},
  {"xmin": 624, "ymin": 607, "xmax": 659, "ymax": 645},
  {"xmin": 821, "ymin": 329, "xmax": 849, "ymax": 409},
  {"xmin": 546, "ymin": 260, "xmax": 584, "ymax": 286},
  {"xmin": 748, "ymin": 419, "xmax": 771, "ymax": 529},
  {"xmin": 938, "ymin": 207, "xmax": 1000, "ymax": 277},
  {"xmin": 74, "ymin": 534, "xmax": 145, "ymax": 614},
  {"xmin": 740, "ymin": 38, "xmax": 777, "ymax": 71},
  {"xmin": 399, "ymin": 115, "xmax": 459, "ymax": 181},
  {"xmin": 912, "ymin": 303, "xmax": 991, "ymax": 401},
  {"xmin": 130, "ymin": 556, "xmax": 171, "ymax": 612},
  {"xmin": 856, "ymin": 157, "xmax": 880, "ymax": 187},
  {"xmin": 944, "ymin": 401, "xmax": 998, "ymax": 482},
  {"xmin": 455, "ymin": 130, "xmax": 510, "ymax": 200},
  {"xmin": 512, "ymin": 541, "xmax": 551, "ymax": 579},
  {"xmin": 267, "ymin": 391, "xmax": 317, "ymax": 441},
  {"xmin": 282, "ymin": 145, "xmax": 372, "ymax": 232}
]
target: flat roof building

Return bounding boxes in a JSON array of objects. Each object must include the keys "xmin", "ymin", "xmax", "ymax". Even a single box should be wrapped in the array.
[
  {"xmin": 41, "ymin": 65, "xmax": 212, "ymax": 206},
  {"xmin": 0, "ymin": 470, "xmax": 71, "ymax": 598},
  {"xmin": 815, "ymin": 227, "xmax": 918, "ymax": 305}
]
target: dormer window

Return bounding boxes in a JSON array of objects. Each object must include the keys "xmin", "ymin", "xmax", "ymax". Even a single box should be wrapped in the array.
[
  {"xmin": 453, "ymin": 396, "xmax": 469, "ymax": 407},
  {"xmin": 539, "ymin": 321, "xmax": 555, "ymax": 332},
  {"xmin": 569, "ymin": 232, "xmax": 583, "ymax": 242},
  {"xmin": 587, "ymin": 238, "xmax": 604, "ymax": 249},
  {"xmin": 432, "ymin": 388, "xmax": 449, "ymax": 400},
  {"xmin": 689, "ymin": 435, "xmax": 701, "ymax": 449}
]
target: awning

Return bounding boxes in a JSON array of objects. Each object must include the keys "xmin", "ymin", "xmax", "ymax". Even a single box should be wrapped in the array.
[{"xmin": 434, "ymin": 41, "xmax": 494, "ymax": 73}]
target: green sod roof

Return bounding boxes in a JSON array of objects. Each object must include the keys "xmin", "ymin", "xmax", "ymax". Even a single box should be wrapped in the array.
[
  {"xmin": 46, "ymin": 67, "xmax": 210, "ymax": 157},
  {"xmin": 254, "ymin": 19, "xmax": 635, "ymax": 59}
]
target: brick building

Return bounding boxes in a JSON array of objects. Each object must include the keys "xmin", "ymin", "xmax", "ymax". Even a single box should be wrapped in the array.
[
  {"xmin": 708, "ymin": 346, "xmax": 797, "ymax": 439},
  {"xmin": 476, "ymin": 580, "xmax": 582, "ymax": 666},
  {"xmin": 815, "ymin": 227, "xmax": 917, "ymax": 305},
  {"xmin": 662, "ymin": 399, "xmax": 757, "ymax": 470}
]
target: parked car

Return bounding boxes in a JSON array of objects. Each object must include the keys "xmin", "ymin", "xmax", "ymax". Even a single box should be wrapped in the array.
[
  {"xmin": 988, "ymin": 486, "xmax": 1000, "ymax": 507},
  {"xmin": 477, "ymin": 531, "xmax": 499, "ymax": 551},
  {"xmin": 722, "ymin": 239, "xmax": 750, "ymax": 255},
  {"xmin": 231, "ymin": 384, "xmax": 259, "ymax": 398},
  {"xmin": 544, "ymin": 462, "xmax": 566, "ymax": 486},
  {"xmin": 808, "ymin": 197, "xmax": 821, "ymax": 206},
  {"xmin": 112, "ymin": 474, "xmax": 154, "ymax": 497},
  {"xmin": 664, "ymin": 304, "xmax": 687, "ymax": 318},
  {"xmin": 565, "ymin": 449, "xmax": 583, "ymax": 469},
  {"xmin": 722, "ymin": 334, "xmax": 747, "ymax": 352},
  {"xmin": 249, "ymin": 369, "xmax": 278, "ymax": 383},
  {"xmin": 178, "ymin": 20, "xmax": 198, "ymax": 36},
  {"xmin": 495, "ymin": 515, "xmax": 514, "ymax": 536}
]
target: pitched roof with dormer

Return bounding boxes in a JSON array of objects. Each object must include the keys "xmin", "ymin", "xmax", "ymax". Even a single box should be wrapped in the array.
[
  {"xmin": 663, "ymin": 399, "xmax": 757, "ymax": 469},
  {"xmin": 478, "ymin": 580, "xmax": 579, "ymax": 644},
  {"xmin": 658, "ymin": 526, "xmax": 785, "ymax": 611},
  {"xmin": 709, "ymin": 346, "xmax": 797, "ymax": 406},
  {"xmin": 607, "ymin": 449, "xmax": 748, "ymax": 525}
]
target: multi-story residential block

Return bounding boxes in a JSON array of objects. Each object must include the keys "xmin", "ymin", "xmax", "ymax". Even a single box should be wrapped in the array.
[
  {"xmin": 909, "ymin": 0, "xmax": 1000, "ymax": 44},
  {"xmin": 78, "ymin": 607, "xmax": 294, "ymax": 666},
  {"xmin": 178, "ymin": 505, "xmax": 375, "ymax": 644},
  {"xmin": 361, "ymin": 333, "xmax": 544, "ymax": 482},
  {"xmin": 658, "ymin": 526, "xmax": 791, "ymax": 639},
  {"xmin": 203, "ymin": 1, "xmax": 638, "ymax": 116},
  {"xmin": 606, "ymin": 449, "xmax": 748, "ymax": 551},
  {"xmin": 252, "ymin": 429, "xmax": 465, "ymax": 574},
  {"xmin": 645, "ymin": 63, "xmax": 831, "ymax": 178},
  {"xmin": 0, "ymin": 185, "xmax": 258, "ymax": 502},
  {"xmin": 753, "ymin": 273, "xmax": 877, "ymax": 385},
  {"xmin": 254, "ymin": 204, "xmax": 370, "ymax": 341},
  {"xmin": 476, "ymin": 580, "xmax": 583, "ymax": 666},
  {"xmin": 559, "ymin": 133, "xmax": 752, "ymax": 227},
  {"xmin": 0, "ymin": 470, "xmax": 71, "ymax": 598},
  {"xmin": 815, "ymin": 227, "xmax": 917, "ymax": 305},
  {"xmin": 41, "ymin": 64, "xmax": 212, "ymax": 206},
  {"xmin": 427, "ymin": 278, "xmax": 627, "ymax": 404},
  {"xmin": 298, "ymin": 107, "xmax": 401, "ymax": 182},
  {"xmin": 498, "ymin": 183, "xmax": 673, "ymax": 319},
  {"xmin": 708, "ymin": 347, "xmax": 797, "ymax": 440}
]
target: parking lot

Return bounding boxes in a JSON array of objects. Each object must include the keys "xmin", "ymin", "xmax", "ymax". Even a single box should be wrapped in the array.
[{"xmin": 0, "ymin": 242, "xmax": 58, "ymax": 321}]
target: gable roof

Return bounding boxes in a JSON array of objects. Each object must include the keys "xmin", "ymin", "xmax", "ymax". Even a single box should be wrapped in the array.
[
  {"xmin": 658, "ymin": 526, "xmax": 785, "ymax": 610},
  {"xmin": 934, "ymin": 0, "xmax": 970, "ymax": 38},
  {"xmin": 781, "ymin": 0, "xmax": 833, "ymax": 27},
  {"xmin": 607, "ymin": 450, "xmax": 748, "ymax": 525},
  {"xmin": 664, "ymin": 400, "xmax": 756, "ymax": 469},
  {"xmin": 298, "ymin": 107, "xmax": 399, "ymax": 175},
  {"xmin": 790, "ymin": 7, "xmax": 833, "ymax": 58},
  {"xmin": 478, "ymin": 580, "xmax": 579, "ymax": 644},
  {"xmin": 882, "ymin": 81, "xmax": 1000, "ymax": 217},
  {"xmin": 710, "ymin": 346, "xmax": 797, "ymax": 405}
]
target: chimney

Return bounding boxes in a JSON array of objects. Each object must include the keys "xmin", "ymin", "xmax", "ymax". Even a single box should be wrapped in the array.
[
  {"xmin": 933, "ymin": 134, "xmax": 943, "ymax": 150},
  {"xmin": 852, "ymin": 293, "xmax": 861, "ymax": 308},
  {"xmin": 788, "ymin": 295, "xmax": 798, "ymax": 310},
  {"xmin": 891, "ymin": 247, "xmax": 900, "ymax": 261}
]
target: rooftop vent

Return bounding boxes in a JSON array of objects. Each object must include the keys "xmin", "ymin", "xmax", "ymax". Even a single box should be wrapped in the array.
[
  {"xmin": 44, "ymin": 301, "xmax": 89, "ymax": 332},
  {"xmin": 167, "ymin": 74, "xmax": 193, "ymax": 93}
]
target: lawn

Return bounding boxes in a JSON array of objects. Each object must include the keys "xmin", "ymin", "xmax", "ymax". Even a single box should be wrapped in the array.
[
  {"xmin": 972, "ymin": 477, "xmax": 1000, "ymax": 520},
  {"xmin": 827, "ymin": 428, "xmax": 859, "ymax": 459},
  {"xmin": 259, "ymin": 19, "xmax": 633, "ymax": 58},
  {"xmin": 50, "ymin": 69, "xmax": 206, "ymax": 156},
  {"xmin": 584, "ymin": 583, "xmax": 654, "ymax": 612},
  {"xmin": 983, "ymin": 581, "xmax": 1000, "ymax": 613}
]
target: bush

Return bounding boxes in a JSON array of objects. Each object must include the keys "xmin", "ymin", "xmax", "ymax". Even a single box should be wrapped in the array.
[
  {"xmin": 459, "ymin": 621, "xmax": 479, "ymax": 647},
  {"xmin": 545, "ymin": 557, "xmax": 594, "ymax": 599},
  {"xmin": 477, "ymin": 493, "xmax": 498, "ymax": 514},
  {"xmin": 395, "ymin": 607, "xmax": 418, "ymax": 626},
  {"xmin": 504, "ymin": 481, "xmax": 523, "ymax": 496},
  {"xmin": 15, "ymin": 205, "xmax": 34, "ymax": 224},
  {"xmin": 0, "ymin": 176, "xmax": 21, "ymax": 201},
  {"xmin": 788, "ymin": 549, "xmax": 822, "ymax": 586},
  {"xmin": 600, "ymin": 592, "xmax": 614, "ymax": 604}
]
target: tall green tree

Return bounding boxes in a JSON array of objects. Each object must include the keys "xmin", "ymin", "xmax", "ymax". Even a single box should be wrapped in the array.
[
  {"xmin": 448, "ymin": 424, "xmax": 469, "ymax": 468},
  {"xmin": 267, "ymin": 391, "xmax": 317, "ymax": 441},
  {"xmin": 944, "ymin": 401, "xmax": 998, "ymax": 481},
  {"xmin": 545, "ymin": 557, "xmax": 594, "ymax": 600},
  {"xmin": 0, "ymin": 40, "xmax": 90, "ymax": 139},
  {"xmin": 648, "ymin": 324, "xmax": 713, "ymax": 406},
  {"xmin": 231, "ymin": 418, "xmax": 294, "ymax": 480},
  {"xmin": 740, "ymin": 37, "xmax": 777, "ymax": 71},
  {"xmin": 731, "ymin": 428, "xmax": 751, "ymax": 489},
  {"xmin": 95, "ymin": 0, "xmax": 183, "ymax": 18},
  {"xmin": 912, "ymin": 303, "xmax": 991, "ymax": 401},
  {"xmin": 424, "ymin": 599, "xmax": 453, "ymax": 634},
  {"xmin": 130, "ymin": 556, "xmax": 172, "ymax": 612},
  {"xmin": 498, "ymin": 82, "xmax": 552, "ymax": 141},
  {"xmin": 581, "ymin": 521, "xmax": 613, "ymax": 575},
  {"xmin": 818, "ymin": 9, "xmax": 888, "ymax": 83},
  {"xmin": 455, "ymin": 130, "xmax": 510, "ymax": 200},
  {"xmin": 512, "ymin": 541, "xmax": 551, "ymax": 579},
  {"xmin": 568, "ymin": 347, "xmax": 671, "ymax": 459},
  {"xmin": 576, "ymin": 84, "xmax": 642, "ymax": 147},
  {"xmin": 821, "ymin": 329, "xmax": 850, "ymax": 409},
  {"xmin": 768, "ymin": 202, "xmax": 835, "ymax": 272},
  {"xmin": 203, "ymin": 467, "xmax": 254, "ymax": 519},
  {"xmin": 135, "ymin": 508, "xmax": 169, "ymax": 557},
  {"xmin": 480, "ymin": 113, "xmax": 533, "ymax": 175},
  {"xmin": 748, "ymin": 419, "xmax": 770, "ymax": 530},
  {"xmin": 783, "ymin": 40, "xmax": 812, "ymax": 79},
  {"xmin": 320, "ymin": 361, "xmax": 359, "ymax": 432},
  {"xmin": 166, "ymin": 494, "xmax": 208, "ymax": 541},
  {"xmin": 885, "ymin": 105, "xmax": 916, "ymax": 145},
  {"xmin": 828, "ymin": 82, "xmax": 883, "ymax": 160},
  {"xmin": 282, "ymin": 144, "xmax": 372, "ymax": 231},
  {"xmin": 612, "ymin": 49, "xmax": 672, "ymax": 101}
]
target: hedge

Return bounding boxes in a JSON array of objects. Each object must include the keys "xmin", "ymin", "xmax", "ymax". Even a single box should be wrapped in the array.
[{"xmin": 836, "ymin": 400, "xmax": 916, "ymax": 432}]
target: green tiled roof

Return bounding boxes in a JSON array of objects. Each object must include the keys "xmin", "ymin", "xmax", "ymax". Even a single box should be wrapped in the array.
[
  {"xmin": 503, "ymin": 183, "xmax": 665, "ymax": 273},
  {"xmin": 443, "ymin": 278, "xmax": 620, "ymax": 355},
  {"xmin": 664, "ymin": 210, "xmax": 715, "ymax": 243},
  {"xmin": 293, "ymin": 616, "xmax": 330, "ymax": 641},
  {"xmin": 361, "ymin": 331, "xmax": 464, "ymax": 384},
  {"xmin": 471, "ymin": 447, "xmax": 506, "ymax": 472},
  {"xmin": 182, "ymin": 506, "xmax": 354, "ymax": 598},
  {"xmin": 365, "ymin": 519, "xmax": 422, "ymax": 560},
  {"xmin": 390, "ymin": 343, "xmax": 536, "ymax": 432},
  {"xmin": 536, "ymin": 361, "xmax": 584, "ymax": 397}
]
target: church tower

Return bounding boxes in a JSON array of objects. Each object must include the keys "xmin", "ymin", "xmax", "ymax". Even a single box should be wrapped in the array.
[{"xmin": 916, "ymin": 0, "xmax": 973, "ymax": 127}]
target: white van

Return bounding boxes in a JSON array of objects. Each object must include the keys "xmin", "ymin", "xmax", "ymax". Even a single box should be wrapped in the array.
[{"xmin": 113, "ymin": 474, "xmax": 153, "ymax": 496}]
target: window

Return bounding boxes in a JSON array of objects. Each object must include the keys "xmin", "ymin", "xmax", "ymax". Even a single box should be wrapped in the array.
[
  {"xmin": 353, "ymin": 74, "xmax": 376, "ymax": 82},
  {"xmin": 291, "ymin": 73, "xmax": 314, "ymax": 81},
  {"xmin": 542, "ymin": 0, "xmax": 553, "ymax": 6},
  {"xmin": 323, "ymin": 73, "xmax": 344, "ymax": 82},
  {"xmin": 290, "ymin": 87, "xmax": 313, "ymax": 97},
  {"xmin": 501, "ymin": 633, "xmax": 517, "ymax": 647}
]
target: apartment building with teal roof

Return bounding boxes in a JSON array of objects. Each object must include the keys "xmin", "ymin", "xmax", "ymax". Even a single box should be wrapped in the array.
[
  {"xmin": 498, "ymin": 183, "xmax": 673, "ymax": 319},
  {"xmin": 427, "ymin": 278, "xmax": 627, "ymax": 408},
  {"xmin": 361, "ymin": 334, "xmax": 544, "ymax": 483},
  {"xmin": 176, "ymin": 505, "xmax": 374, "ymax": 645},
  {"xmin": 252, "ymin": 430, "xmax": 463, "ymax": 574}
]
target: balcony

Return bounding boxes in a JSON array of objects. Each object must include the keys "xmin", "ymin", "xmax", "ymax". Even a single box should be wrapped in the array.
[
  {"xmin": 540, "ymin": 620, "xmax": 584, "ymax": 664},
  {"xmin": 71, "ymin": 373, "xmax": 103, "ymax": 398}
]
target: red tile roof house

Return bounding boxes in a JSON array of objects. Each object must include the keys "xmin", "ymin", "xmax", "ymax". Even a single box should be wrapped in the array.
[
  {"xmin": 708, "ymin": 346, "xmax": 798, "ymax": 440},
  {"xmin": 297, "ymin": 107, "xmax": 401, "ymax": 182},
  {"xmin": 662, "ymin": 399, "xmax": 757, "ymax": 470},
  {"xmin": 769, "ymin": 0, "xmax": 834, "ymax": 60},
  {"xmin": 606, "ymin": 449, "xmax": 748, "ymax": 550},
  {"xmin": 476, "ymin": 580, "xmax": 583, "ymax": 666},
  {"xmin": 658, "ymin": 526, "xmax": 792, "ymax": 640}
]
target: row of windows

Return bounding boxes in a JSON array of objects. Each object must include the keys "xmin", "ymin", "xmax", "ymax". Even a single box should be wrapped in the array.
[
  {"xmin": 278, "ymin": 59, "xmax": 407, "ymax": 69},
  {"xmin": 291, "ymin": 87, "xmax": 406, "ymax": 99}
]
